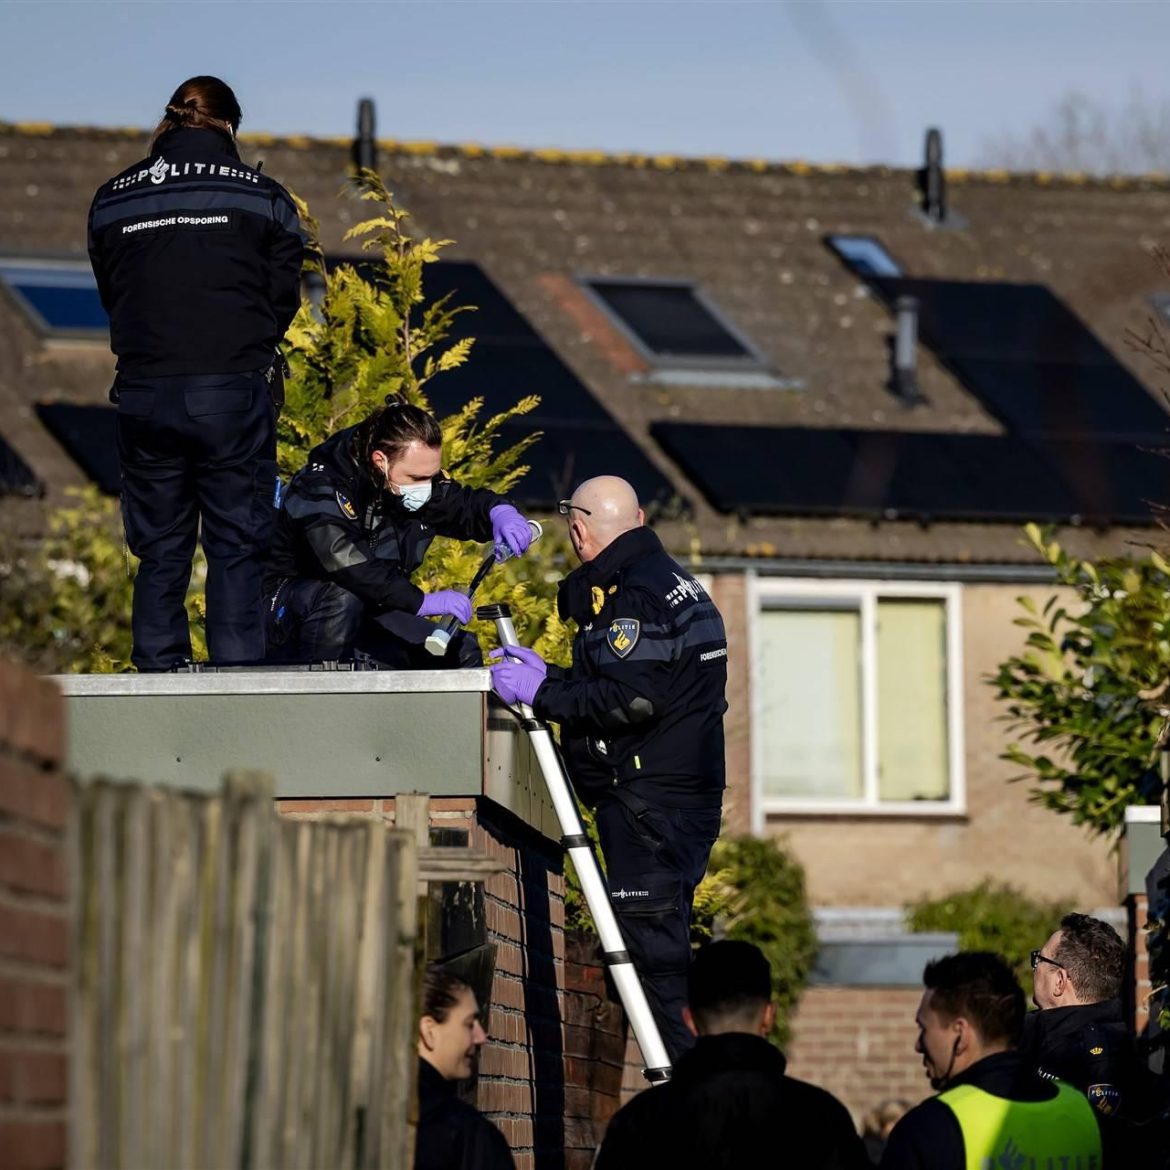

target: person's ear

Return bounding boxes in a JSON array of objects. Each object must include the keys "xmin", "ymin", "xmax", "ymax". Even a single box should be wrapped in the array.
[
  {"xmin": 636, "ymin": 507, "xmax": 645, "ymax": 525},
  {"xmin": 761, "ymin": 1001, "xmax": 776, "ymax": 1037},
  {"xmin": 682, "ymin": 1006, "xmax": 699, "ymax": 1037},
  {"xmin": 569, "ymin": 519, "xmax": 585, "ymax": 552},
  {"xmin": 419, "ymin": 1015, "xmax": 437, "ymax": 1052},
  {"xmin": 372, "ymin": 452, "xmax": 388, "ymax": 480}
]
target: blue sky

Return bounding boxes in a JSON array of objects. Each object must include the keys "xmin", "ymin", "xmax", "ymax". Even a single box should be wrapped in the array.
[{"xmin": 1, "ymin": 1, "xmax": 1166, "ymax": 167}]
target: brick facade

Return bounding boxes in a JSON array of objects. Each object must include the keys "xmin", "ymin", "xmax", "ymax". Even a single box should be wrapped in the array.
[
  {"xmin": 1127, "ymin": 893, "xmax": 1153, "ymax": 1038},
  {"xmin": 0, "ymin": 662, "xmax": 69, "ymax": 1170},
  {"xmin": 785, "ymin": 987, "xmax": 930, "ymax": 1126}
]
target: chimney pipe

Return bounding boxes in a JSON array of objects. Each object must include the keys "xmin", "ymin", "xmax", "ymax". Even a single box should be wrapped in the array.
[
  {"xmin": 891, "ymin": 295, "xmax": 923, "ymax": 404},
  {"xmin": 355, "ymin": 98, "xmax": 377, "ymax": 173},
  {"xmin": 921, "ymin": 127, "xmax": 946, "ymax": 223}
]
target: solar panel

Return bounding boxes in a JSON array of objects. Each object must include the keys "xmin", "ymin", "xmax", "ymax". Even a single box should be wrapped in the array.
[
  {"xmin": 651, "ymin": 422, "xmax": 1170, "ymax": 526},
  {"xmin": 583, "ymin": 280, "xmax": 756, "ymax": 361},
  {"xmin": 0, "ymin": 262, "xmax": 107, "ymax": 336},
  {"xmin": 36, "ymin": 403, "xmax": 120, "ymax": 494},
  {"xmin": 868, "ymin": 278, "xmax": 1169, "ymax": 441},
  {"xmin": 0, "ymin": 433, "xmax": 43, "ymax": 498},
  {"xmin": 825, "ymin": 235, "xmax": 903, "ymax": 279}
]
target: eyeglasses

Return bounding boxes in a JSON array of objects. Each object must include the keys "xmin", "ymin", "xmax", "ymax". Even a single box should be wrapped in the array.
[
  {"xmin": 1030, "ymin": 949, "xmax": 1065, "ymax": 972},
  {"xmin": 556, "ymin": 500, "xmax": 592, "ymax": 517}
]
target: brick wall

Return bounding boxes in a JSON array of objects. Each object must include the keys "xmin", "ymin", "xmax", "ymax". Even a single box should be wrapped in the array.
[
  {"xmin": 784, "ymin": 987, "xmax": 929, "ymax": 1126},
  {"xmin": 1128, "ymin": 893, "xmax": 1152, "ymax": 1038},
  {"xmin": 0, "ymin": 661, "xmax": 70, "ymax": 1170}
]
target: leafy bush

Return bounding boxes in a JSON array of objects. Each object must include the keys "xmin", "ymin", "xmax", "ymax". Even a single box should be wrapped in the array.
[
  {"xmin": 907, "ymin": 881, "xmax": 1071, "ymax": 986},
  {"xmin": 989, "ymin": 524, "xmax": 1170, "ymax": 836}
]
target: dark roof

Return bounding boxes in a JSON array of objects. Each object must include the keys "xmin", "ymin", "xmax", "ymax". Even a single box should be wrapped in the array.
[{"xmin": 3, "ymin": 120, "xmax": 1170, "ymax": 564}]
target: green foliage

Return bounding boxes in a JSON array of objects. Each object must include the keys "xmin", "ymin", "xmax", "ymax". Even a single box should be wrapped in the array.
[
  {"xmin": 907, "ymin": 881, "xmax": 1070, "ymax": 987},
  {"xmin": 0, "ymin": 172, "xmax": 571, "ymax": 669},
  {"xmin": 989, "ymin": 523, "xmax": 1170, "ymax": 836}
]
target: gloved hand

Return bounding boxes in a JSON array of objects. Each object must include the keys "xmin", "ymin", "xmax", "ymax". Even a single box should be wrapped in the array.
[
  {"xmin": 416, "ymin": 589, "xmax": 472, "ymax": 624},
  {"xmin": 489, "ymin": 504, "xmax": 533, "ymax": 562},
  {"xmin": 488, "ymin": 646, "xmax": 548, "ymax": 707}
]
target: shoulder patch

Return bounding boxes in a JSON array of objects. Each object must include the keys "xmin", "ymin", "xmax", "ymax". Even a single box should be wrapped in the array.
[
  {"xmin": 606, "ymin": 618, "xmax": 640, "ymax": 658},
  {"xmin": 1087, "ymin": 1083, "xmax": 1121, "ymax": 1116},
  {"xmin": 335, "ymin": 491, "xmax": 357, "ymax": 520}
]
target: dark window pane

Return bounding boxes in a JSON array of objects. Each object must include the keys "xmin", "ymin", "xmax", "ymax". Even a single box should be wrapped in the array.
[
  {"xmin": 36, "ymin": 403, "xmax": 120, "ymax": 494},
  {"xmin": 0, "ymin": 262, "xmax": 107, "ymax": 334},
  {"xmin": 586, "ymin": 281, "xmax": 754, "ymax": 360}
]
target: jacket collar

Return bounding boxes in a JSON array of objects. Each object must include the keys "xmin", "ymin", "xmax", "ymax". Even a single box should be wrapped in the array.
[
  {"xmin": 151, "ymin": 126, "xmax": 240, "ymax": 161},
  {"xmin": 416, "ymin": 1057, "xmax": 457, "ymax": 1116},
  {"xmin": 670, "ymin": 1032, "xmax": 788, "ymax": 1088},
  {"xmin": 557, "ymin": 526, "xmax": 663, "ymax": 622},
  {"xmin": 1027, "ymin": 997, "xmax": 1124, "ymax": 1042}
]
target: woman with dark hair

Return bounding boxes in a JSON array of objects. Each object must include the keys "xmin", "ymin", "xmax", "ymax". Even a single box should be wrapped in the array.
[
  {"xmin": 262, "ymin": 397, "xmax": 534, "ymax": 667},
  {"xmin": 87, "ymin": 76, "xmax": 304, "ymax": 671},
  {"xmin": 415, "ymin": 966, "xmax": 515, "ymax": 1170}
]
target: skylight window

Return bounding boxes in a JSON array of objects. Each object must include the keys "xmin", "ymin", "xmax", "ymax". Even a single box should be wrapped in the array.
[
  {"xmin": 581, "ymin": 278, "xmax": 763, "ymax": 362},
  {"xmin": 825, "ymin": 235, "xmax": 903, "ymax": 279},
  {"xmin": 0, "ymin": 260, "xmax": 107, "ymax": 337}
]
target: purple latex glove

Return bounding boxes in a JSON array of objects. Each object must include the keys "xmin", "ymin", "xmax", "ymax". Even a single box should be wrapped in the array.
[
  {"xmin": 489, "ymin": 504, "xmax": 533, "ymax": 562},
  {"xmin": 488, "ymin": 646, "xmax": 547, "ymax": 707},
  {"xmin": 416, "ymin": 589, "xmax": 472, "ymax": 624}
]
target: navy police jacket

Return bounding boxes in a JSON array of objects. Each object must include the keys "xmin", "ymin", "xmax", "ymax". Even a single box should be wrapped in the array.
[
  {"xmin": 263, "ymin": 426, "xmax": 505, "ymax": 614},
  {"xmin": 533, "ymin": 526, "xmax": 728, "ymax": 807},
  {"xmin": 87, "ymin": 127, "xmax": 303, "ymax": 378}
]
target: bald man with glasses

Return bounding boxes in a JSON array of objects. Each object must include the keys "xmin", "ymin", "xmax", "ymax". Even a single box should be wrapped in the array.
[
  {"xmin": 1022, "ymin": 913, "xmax": 1167, "ymax": 1167},
  {"xmin": 489, "ymin": 476, "xmax": 729, "ymax": 1062}
]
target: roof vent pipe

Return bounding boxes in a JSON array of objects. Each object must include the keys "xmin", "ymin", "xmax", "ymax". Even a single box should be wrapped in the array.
[
  {"xmin": 354, "ymin": 98, "xmax": 377, "ymax": 173},
  {"xmin": 891, "ymin": 295, "xmax": 924, "ymax": 405},
  {"xmin": 921, "ymin": 127, "xmax": 946, "ymax": 223}
]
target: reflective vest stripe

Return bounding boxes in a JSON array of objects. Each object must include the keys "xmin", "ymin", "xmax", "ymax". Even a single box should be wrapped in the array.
[{"xmin": 938, "ymin": 1080, "xmax": 1102, "ymax": 1170}]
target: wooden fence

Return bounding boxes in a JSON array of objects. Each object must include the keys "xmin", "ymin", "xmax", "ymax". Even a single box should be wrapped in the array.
[{"xmin": 69, "ymin": 772, "xmax": 419, "ymax": 1170}]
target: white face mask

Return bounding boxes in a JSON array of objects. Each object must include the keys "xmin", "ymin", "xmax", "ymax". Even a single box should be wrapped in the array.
[{"xmin": 395, "ymin": 481, "xmax": 432, "ymax": 512}]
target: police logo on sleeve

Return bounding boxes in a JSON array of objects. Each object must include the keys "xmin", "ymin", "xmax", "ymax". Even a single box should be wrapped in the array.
[
  {"xmin": 1087, "ymin": 1084, "xmax": 1121, "ymax": 1116},
  {"xmin": 606, "ymin": 619, "xmax": 640, "ymax": 658},
  {"xmin": 335, "ymin": 491, "xmax": 357, "ymax": 520}
]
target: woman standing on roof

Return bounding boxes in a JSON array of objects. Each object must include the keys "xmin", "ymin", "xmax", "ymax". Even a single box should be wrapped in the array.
[{"xmin": 87, "ymin": 76, "xmax": 304, "ymax": 671}]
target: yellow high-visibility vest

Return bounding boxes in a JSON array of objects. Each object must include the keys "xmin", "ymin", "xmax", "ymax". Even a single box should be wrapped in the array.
[{"xmin": 938, "ymin": 1079, "xmax": 1102, "ymax": 1170}]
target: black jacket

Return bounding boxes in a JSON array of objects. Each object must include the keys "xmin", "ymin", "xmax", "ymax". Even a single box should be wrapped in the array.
[
  {"xmin": 88, "ymin": 127, "xmax": 303, "ymax": 377},
  {"xmin": 595, "ymin": 1032, "xmax": 869, "ymax": 1170},
  {"xmin": 879, "ymin": 1051, "xmax": 1071, "ymax": 1170},
  {"xmin": 414, "ymin": 1059, "xmax": 515, "ymax": 1170},
  {"xmin": 263, "ymin": 426, "xmax": 504, "ymax": 613},
  {"xmin": 532, "ymin": 527, "xmax": 728, "ymax": 807},
  {"xmin": 1021, "ymin": 998, "xmax": 1169, "ymax": 1168}
]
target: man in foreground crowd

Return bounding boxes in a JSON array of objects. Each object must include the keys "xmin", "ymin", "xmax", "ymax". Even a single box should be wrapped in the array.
[{"xmin": 881, "ymin": 952, "xmax": 1101, "ymax": 1169}]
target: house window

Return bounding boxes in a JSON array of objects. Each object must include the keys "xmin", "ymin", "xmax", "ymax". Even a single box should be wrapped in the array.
[
  {"xmin": 825, "ymin": 235, "xmax": 903, "ymax": 279},
  {"xmin": 752, "ymin": 580, "xmax": 964, "ymax": 815},
  {"xmin": 0, "ymin": 259, "xmax": 108, "ymax": 337},
  {"xmin": 578, "ymin": 276, "xmax": 791, "ymax": 388}
]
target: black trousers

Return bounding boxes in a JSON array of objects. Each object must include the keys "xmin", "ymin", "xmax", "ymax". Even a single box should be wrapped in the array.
[
  {"xmin": 116, "ymin": 371, "xmax": 277, "ymax": 672},
  {"xmin": 593, "ymin": 790, "xmax": 722, "ymax": 1063},
  {"xmin": 264, "ymin": 579, "xmax": 483, "ymax": 668}
]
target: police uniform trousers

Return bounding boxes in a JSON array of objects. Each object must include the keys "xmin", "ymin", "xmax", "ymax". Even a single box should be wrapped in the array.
[
  {"xmin": 264, "ymin": 579, "xmax": 483, "ymax": 669},
  {"xmin": 116, "ymin": 371, "xmax": 277, "ymax": 672},
  {"xmin": 593, "ymin": 788, "xmax": 722, "ymax": 1063}
]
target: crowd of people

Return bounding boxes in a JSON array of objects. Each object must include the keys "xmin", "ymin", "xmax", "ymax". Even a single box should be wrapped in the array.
[{"xmin": 418, "ymin": 912, "xmax": 1168, "ymax": 1169}]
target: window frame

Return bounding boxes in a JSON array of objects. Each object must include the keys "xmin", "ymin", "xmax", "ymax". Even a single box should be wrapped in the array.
[
  {"xmin": 576, "ymin": 273, "xmax": 773, "ymax": 373},
  {"xmin": 824, "ymin": 234, "xmax": 904, "ymax": 279},
  {"xmin": 0, "ymin": 257, "xmax": 108, "ymax": 340},
  {"xmin": 748, "ymin": 575, "xmax": 966, "ymax": 823}
]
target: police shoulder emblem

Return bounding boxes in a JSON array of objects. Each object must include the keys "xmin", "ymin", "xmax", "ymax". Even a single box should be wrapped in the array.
[
  {"xmin": 335, "ymin": 491, "xmax": 357, "ymax": 520},
  {"xmin": 1089, "ymin": 1046, "xmax": 1104, "ymax": 1056},
  {"xmin": 607, "ymin": 618, "xmax": 640, "ymax": 659},
  {"xmin": 591, "ymin": 586, "xmax": 606, "ymax": 616},
  {"xmin": 1087, "ymin": 1083, "xmax": 1121, "ymax": 1116}
]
